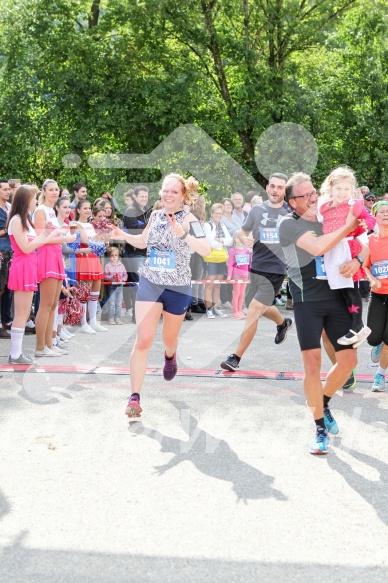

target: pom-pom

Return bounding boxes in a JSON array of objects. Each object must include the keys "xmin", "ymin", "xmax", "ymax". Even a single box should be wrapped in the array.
[
  {"xmin": 87, "ymin": 238, "xmax": 106, "ymax": 257},
  {"xmin": 66, "ymin": 230, "xmax": 81, "ymax": 252}
]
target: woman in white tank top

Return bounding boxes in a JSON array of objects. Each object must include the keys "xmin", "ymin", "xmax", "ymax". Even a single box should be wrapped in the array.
[
  {"xmin": 33, "ymin": 180, "xmax": 77, "ymax": 357},
  {"xmin": 7, "ymin": 185, "xmax": 69, "ymax": 363}
]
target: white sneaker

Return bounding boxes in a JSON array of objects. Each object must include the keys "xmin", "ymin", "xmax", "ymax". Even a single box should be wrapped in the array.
[
  {"xmin": 49, "ymin": 344, "xmax": 67, "ymax": 355},
  {"xmin": 90, "ymin": 322, "xmax": 108, "ymax": 332},
  {"xmin": 55, "ymin": 341, "xmax": 70, "ymax": 354},
  {"xmin": 35, "ymin": 346, "xmax": 59, "ymax": 357},
  {"xmin": 60, "ymin": 329, "xmax": 72, "ymax": 340},
  {"xmin": 206, "ymin": 309, "xmax": 215, "ymax": 319},
  {"xmin": 214, "ymin": 307, "xmax": 228, "ymax": 318},
  {"xmin": 274, "ymin": 297, "xmax": 286, "ymax": 306},
  {"xmin": 58, "ymin": 334, "xmax": 69, "ymax": 343},
  {"xmin": 80, "ymin": 324, "xmax": 97, "ymax": 335},
  {"xmin": 63, "ymin": 327, "xmax": 75, "ymax": 336},
  {"xmin": 220, "ymin": 301, "xmax": 232, "ymax": 309},
  {"xmin": 338, "ymin": 326, "xmax": 371, "ymax": 347},
  {"xmin": 352, "ymin": 326, "xmax": 372, "ymax": 348}
]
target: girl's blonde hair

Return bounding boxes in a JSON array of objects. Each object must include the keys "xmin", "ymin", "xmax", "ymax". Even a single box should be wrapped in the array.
[
  {"xmin": 161, "ymin": 173, "xmax": 199, "ymax": 206},
  {"xmin": 233, "ymin": 229, "xmax": 245, "ymax": 245},
  {"xmin": 320, "ymin": 166, "xmax": 358, "ymax": 199},
  {"xmin": 38, "ymin": 179, "xmax": 58, "ymax": 205}
]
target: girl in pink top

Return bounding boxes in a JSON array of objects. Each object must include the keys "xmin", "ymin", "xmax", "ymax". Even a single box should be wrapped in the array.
[
  {"xmin": 227, "ymin": 229, "xmax": 251, "ymax": 319},
  {"xmin": 319, "ymin": 166, "xmax": 376, "ymax": 347}
]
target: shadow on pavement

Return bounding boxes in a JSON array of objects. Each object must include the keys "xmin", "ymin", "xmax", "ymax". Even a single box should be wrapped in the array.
[
  {"xmin": 129, "ymin": 401, "xmax": 286, "ymax": 503},
  {"xmin": 0, "ymin": 489, "xmax": 10, "ymax": 522},
  {"xmin": 329, "ymin": 442, "xmax": 388, "ymax": 526}
]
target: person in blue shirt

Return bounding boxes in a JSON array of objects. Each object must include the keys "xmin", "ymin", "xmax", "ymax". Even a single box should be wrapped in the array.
[{"xmin": 0, "ymin": 179, "xmax": 13, "ymax": 339}]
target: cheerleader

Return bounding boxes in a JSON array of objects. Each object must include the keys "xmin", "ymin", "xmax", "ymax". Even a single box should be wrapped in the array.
[
  {"xmin": 75, "ymin": 200, "xmax": 107, "ymax": 333},
  {"xmin": 34, "ymin": 180, "xmax": 77, "ymax": 357},
  {"xmin": 7, "ymin": 185, "xmax": 69, "ymax": 363}
]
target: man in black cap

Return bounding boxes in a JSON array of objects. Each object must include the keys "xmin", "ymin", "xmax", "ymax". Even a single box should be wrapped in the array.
[
  {"xmin": 360, "ymin": 192, "xmax": 377, "ymax": 302},
  {"xmin": 364, "ymin": 192, "xmax": 376, "ymax": 214}
]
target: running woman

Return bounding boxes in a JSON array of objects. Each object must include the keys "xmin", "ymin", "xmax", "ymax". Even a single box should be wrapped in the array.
[
  {"xmin": 7, "ymin": 185, "xmax": 69, "ymax": 363},
  {"xmin": 74, "ymin": 200, "xmax": 107, "ymax": 333},
  {"xmin": 110, "ymin": 173, "xmax": 211, "ymax": 418},
  {"xmin": 34, "ymin": 179, "xmax": 77, "ymax": 357}
]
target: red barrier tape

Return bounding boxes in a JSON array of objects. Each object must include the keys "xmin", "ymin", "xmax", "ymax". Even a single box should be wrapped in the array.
[{"xmin": 100, "ymin": 280, "xmax": 251, "ymax": 286}]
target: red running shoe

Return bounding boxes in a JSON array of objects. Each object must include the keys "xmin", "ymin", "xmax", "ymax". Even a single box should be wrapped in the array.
[
  {"xmin": 163, "ymin": 352, "xmax": 177, "ymax": 381},
  {"xmin": 125, "ymin": 395, "xmax": 142, "ymax": 418}
]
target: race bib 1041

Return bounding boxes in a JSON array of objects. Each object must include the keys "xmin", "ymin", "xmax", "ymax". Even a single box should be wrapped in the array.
[{"xmin": 149, "ymin": 249, "xmax": 176, "ymax": 271}]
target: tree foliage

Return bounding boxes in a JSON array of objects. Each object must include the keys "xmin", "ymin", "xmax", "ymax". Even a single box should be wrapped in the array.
[{"xmin": 0, "ymin": 0, "xmax": 387, "ymax": 201}]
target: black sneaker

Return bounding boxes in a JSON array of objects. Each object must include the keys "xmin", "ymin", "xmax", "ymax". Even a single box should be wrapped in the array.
[
  {"xmin": 220, "ymin": 353, "xmax": 240, "ymax": 372},
  {"xmin": 275, "ymin": 318, "xmax": 293, "ymax": 345},
  {"xmin": 342, "ymin": 371, "xmax": 356, "ymax": 391},
  {"xmin": 191, "ymin": 304, "xmax": 206, "ymax": 314}
]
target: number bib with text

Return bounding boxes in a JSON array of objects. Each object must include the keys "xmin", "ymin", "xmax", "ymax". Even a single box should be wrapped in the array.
[
  {"xmin": 149, "ymin": 249, "xmax": 175, "ymax": 271},
  {"xmin": 371, "ymin": 260, "xmax": 388, "ymax": 279},
  {"xmin": 236, "ymin": 253, "xmax": 250, "ymax": 266},
  {"xmin": 315, "ymin": 256, "xmax": 327, "ymax": 280},
  {"xmin": 259, "ymin": 227, "xmax": 279, "ymax": 244}
]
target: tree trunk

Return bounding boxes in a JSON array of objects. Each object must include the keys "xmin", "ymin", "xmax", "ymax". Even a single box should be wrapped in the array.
[{"xmin": 88, "ymin": 0, "xmax": 101, "ymax": 28}]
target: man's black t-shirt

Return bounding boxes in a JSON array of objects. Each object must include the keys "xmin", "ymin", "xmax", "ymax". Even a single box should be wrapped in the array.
[
  {"xmin": 242, "ymin": 202, "xmax": 289, "ymax": 275},
  {"xmin": 279, "ymin": 212, "xmax": 342, "ymax": 303}
]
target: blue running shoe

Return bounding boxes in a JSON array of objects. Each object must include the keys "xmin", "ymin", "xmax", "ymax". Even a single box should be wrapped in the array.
[
  {"xmin": 371, "ymin": 373, "xmax": 386, "ymax": 392},
  {"xmin": 324, "ymin": 408, "xmax": 339, "ymax": 434},
  {"xmin": 371, "ymin": 343, "xmax": 383, "ymax": 364},
  {"xmin": 310, "ymin": 430, "xmax": 329, "ymax": 455}
]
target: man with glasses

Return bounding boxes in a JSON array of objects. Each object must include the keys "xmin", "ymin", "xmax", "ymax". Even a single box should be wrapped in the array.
[
  {"xmin": 279, "ymin": 172, "xmax": 366, "ymax": 455},
  {"xmin": 221, "ymin": 172, "xmax": 292, "ymax": 371}
]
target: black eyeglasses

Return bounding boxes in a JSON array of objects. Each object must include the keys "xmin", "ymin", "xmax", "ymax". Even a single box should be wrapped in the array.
[{"xmin": 290, "ymin": 191, "xmax": 317, "ymax": 201}]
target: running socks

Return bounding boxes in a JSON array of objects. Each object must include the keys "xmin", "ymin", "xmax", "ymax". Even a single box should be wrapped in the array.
[
  {"xmin": 314, "ymin": 417, "xmax": 326, "ymax": 433},
  {"xmin": 323, "ymin": 394, "xmax": 331, "ymax": 410},
  {"xmin": 10, "ymin": 327, "xmax": 24, "ymax": 359}
]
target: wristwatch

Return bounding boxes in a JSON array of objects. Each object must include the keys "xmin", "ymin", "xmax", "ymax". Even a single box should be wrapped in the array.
[
  {"xmin": 179, "ymin": 231, "xmax": 189, "ymax": 240},
  {"xmin": 355, "ymin": 255, "xmax": 364, "ymax": 266}
]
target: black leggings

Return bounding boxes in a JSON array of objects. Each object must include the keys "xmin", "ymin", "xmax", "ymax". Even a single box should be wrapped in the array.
[
  {"xmin": 341, "ymin": 285, "xmax": 363, "ymax": 333},
  {"xmin": 367, "ymin": 293, "xmax": 388, "ymax": 346}
]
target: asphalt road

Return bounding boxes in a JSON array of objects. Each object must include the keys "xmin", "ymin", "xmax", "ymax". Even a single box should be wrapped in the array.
[{"xmin": 0, "ymin": 303, "xmax": 387, "ymax": 583}]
